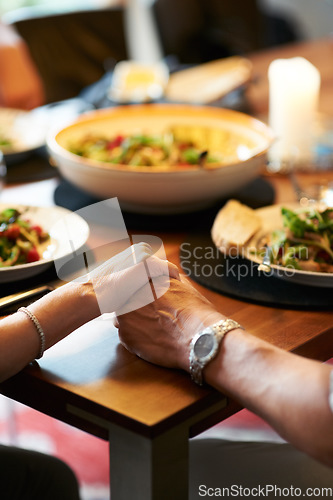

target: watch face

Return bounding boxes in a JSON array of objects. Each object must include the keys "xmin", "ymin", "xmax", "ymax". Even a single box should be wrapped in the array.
[{"xmin": 194, "ymin": 333, "xmax": 216, "ymax": 359}]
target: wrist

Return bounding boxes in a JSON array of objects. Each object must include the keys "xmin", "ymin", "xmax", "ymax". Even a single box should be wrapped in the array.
[
  {"xmin": 203, "ymin": 326, "xmax": 247, "ymax": 388},
  {"xmin": 75, "ymin": 280, "xmax": 101, "ymax": 320},
  {"xmin": 179, "ymin": 311, "xmax": 225, "ymax": 373},
  {"xmin": 27, "ymin": 280, "xmax": 100, "ymax": 350},
  {"xmin": 189, "ymin": 317, "xmax": 244, "ymax": 386}
]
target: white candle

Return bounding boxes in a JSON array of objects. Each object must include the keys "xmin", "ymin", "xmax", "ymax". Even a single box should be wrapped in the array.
[{"xmin": 268, "ymin": 57, "xmax": 320, "ymax": 168}]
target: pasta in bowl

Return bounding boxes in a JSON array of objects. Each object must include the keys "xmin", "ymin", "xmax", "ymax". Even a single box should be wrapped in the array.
[{"xmin": 47, "ymin": 104, "xmax": 274, "ymax": 214}]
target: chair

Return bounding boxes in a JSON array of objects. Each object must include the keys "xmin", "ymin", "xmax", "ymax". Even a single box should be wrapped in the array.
[
  {"xmin": 5, "ymin": 2, "xmax": 300, "ymax": 104},
  {"xmin": 152, "ymin": 0, "xmax": 301, "ymax": 64},
  {"xmin": 5, "ymin": 7, "xmax": 128, "ymax": 104}
]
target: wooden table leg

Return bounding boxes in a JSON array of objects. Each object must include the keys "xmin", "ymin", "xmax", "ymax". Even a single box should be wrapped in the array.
[
  {"xmin": 67, "ymin": 399, "xmax": 227, "ymax": 500},
  {"xmin": 108, "ymin": 422, "xmax": 189, "ymax": 500}
]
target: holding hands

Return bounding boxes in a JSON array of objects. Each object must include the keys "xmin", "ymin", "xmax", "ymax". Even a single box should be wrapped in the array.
[
  {"xmin": 0, "ymin": 242, "xmax": 178, "ymax": 382},
  {"xmin": 85, "ymin": 242, "xmax": 180, "ymax": 316},
  {"xmin": 115, "ymin": 274, "xmax": 224, "ymax": 372}
]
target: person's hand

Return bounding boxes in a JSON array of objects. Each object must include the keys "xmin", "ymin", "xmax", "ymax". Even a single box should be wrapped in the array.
[
  {"xmin": 83, "ymin": 242, "xmax": 180, "ymax": 316},
  {"xmin": 0, "ymin": 22, "xmax": 45, "ymax": 109},
  {"xmin": 115, "ymin": 274, "xmax": 224, "ymax": 372}
]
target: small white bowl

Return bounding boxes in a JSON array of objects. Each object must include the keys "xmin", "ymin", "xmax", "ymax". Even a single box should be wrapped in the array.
[
  {"xmin": 108, "ymin": 60, "xmax": 169, "ymax": 103},
  {"xmin": 47, "ymin": 104, "xmax": 274, "ymax": 214}
]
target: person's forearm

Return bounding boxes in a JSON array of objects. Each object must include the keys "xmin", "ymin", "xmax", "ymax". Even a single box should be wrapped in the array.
[
  {"xmin": 0, "ymin": 244, "xmax": 175, "ymax": 382},
  {"xmin": 203, "ymin": 328, "xmax": 333, "ymax": 466},
  {"xmin": 28, "ymin": 281, "xmax": 99, "ymax": 348},
  {"xmin": 0, "ymin": 281, "xmax": 98, "ymax": 382},
  {"xmin": 116, "ymin": 275, "xmax": 333, "ymax": 466}
]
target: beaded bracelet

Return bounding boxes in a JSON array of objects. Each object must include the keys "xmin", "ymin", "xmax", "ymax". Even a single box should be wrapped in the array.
[{"xmin": 18, "ymin": 307, "xmax": 46, "ymax": 359}]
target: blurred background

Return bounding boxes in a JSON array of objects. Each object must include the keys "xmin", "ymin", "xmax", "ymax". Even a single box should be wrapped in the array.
[
  {"xmin": 2, "ymin": 0, "xmax": 333, "ymax": 41},
  {"xmin": 3, "ymin": 0, "xmax": 333, "ymax": 106}
]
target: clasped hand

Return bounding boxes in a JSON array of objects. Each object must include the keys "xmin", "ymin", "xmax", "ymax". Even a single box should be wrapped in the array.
[
  {"xmin": 82, "ymin": 242, "xmax": 179, "ymax": 316},
  {"xmin": 114, "ymin": 273, "xmax": 224, "ymax": 373}
]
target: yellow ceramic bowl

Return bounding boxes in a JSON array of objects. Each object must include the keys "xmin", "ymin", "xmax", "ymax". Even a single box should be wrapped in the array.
[{"xmin": 47, "ymin": 104, "xmax": 274, "ymax": 214}]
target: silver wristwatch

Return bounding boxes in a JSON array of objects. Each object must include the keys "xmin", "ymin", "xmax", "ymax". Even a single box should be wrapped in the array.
[{"xmin": 189, "ymin": 319, "xmax": 243, "ymax": 386}]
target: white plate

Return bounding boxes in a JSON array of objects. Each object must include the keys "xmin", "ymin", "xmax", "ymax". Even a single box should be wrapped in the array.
[
  {"xmin": 0, "ymin": 204, "xmax": 89, "ymax": 283},
  {"xmin": 165, "ymin": 56, "xmax": 252, "ymax": 104},
  {"xmin": 0, "ymin": 108, "xmax": 45, "ymax": 163},
  {"xmin": 245, "ymin": 203, "xmax": 333, "ymax": 288},
  {"xmin": 0, "ymin": 100, "xmax": 95, "ymax": 165}
]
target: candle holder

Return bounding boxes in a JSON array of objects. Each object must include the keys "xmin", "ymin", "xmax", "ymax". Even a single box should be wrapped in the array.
[
  {"xmin": 289, "ymin": 167, "xmax": 333, "ymax": 207},
  {"xmin": 267, "ymin": 146, "xmax": 316, "ymax": 174},
  {"xmin": 267, "ymin": 112, "xmax": 333, "ymax": 175},
  {"xmin": 272, "ymin": 113, "xmax": 333, "ymax": 207}
]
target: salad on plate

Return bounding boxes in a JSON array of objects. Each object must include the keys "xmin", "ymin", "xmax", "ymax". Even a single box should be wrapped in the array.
[
  {"xmin": 259, "ymin": 205, "xmax": 333, "ymax": 273},
  {"xmin": 0, "ymin": 208, "xmax": 50, "ymax": 267}
]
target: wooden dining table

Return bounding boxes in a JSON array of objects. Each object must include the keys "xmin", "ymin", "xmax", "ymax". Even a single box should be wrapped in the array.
[{"xmin": 1, "ymin": 37, "xmax": 333, "ymax": 500}]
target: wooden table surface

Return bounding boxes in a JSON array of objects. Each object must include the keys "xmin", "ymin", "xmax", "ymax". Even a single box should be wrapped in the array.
[{"xmin": 1, "ymin": 36, "xmax": 333, "ymax": 500}]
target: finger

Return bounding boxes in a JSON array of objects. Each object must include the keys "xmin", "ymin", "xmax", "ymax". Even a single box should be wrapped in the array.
[
  {"xmin": 93, "ymin": 242, "xmax": 153, "ymax": 278},
  {"xmin": 146, "ymin": 255, "xmax": 179, "ymax": 280},
  {"xmin": 112, "ymin": 243, "xmax": 152, "ymax": 267},
  {"xmin": 112, "ymin": 314, "xmax": 119, "ymax": 329},
  {"xmin": 131, "ymin": 242, "xmax": 153, "ymax": 263},
  {"xmin": 116, "ymin": 281, "xmax": 154, "ymax": 316},
  {"xmin": 167, "ymin": 261, "xmax": 180, "ymax": 280},
  {"xmin": 132, "ymin": 245, "xmax": 179, "ymax": 280},
  {"xmin": 113, "ymin": 260, "xmax": 176, "ymax": 313}
]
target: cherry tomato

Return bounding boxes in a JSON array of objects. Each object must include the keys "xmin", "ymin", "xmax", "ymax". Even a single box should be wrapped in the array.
[
  {"xmin": 31, "ymin": 225, "xmax": 43, "ymax": 236},
  {"xmin": 2, "ymin": 224, "xmax": 21, "ymax": 240},
  {"xmin": 106, "ymin": 135, "xmax": 124, "ymax": 150},
  {"xmin": 26, "ymin": 247, "xmax": 40, "ymax": 263}
]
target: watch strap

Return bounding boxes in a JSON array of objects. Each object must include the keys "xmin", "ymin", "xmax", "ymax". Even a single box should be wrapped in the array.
[{"xmin": 189, "ymin": 318, "xmax": 243, "ymax": 386}]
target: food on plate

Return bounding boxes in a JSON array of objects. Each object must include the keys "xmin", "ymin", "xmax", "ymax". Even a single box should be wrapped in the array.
[
  {"xmin": 259, "ymin": 206, "xmax": 333, "ymax": 273},
  {"xmin": 165, "ymin": 56, "xmax": 252, "ymax": 104},
  {"xmin": 211, "ymin": 199, "xmax": 262, "ymax": 256},
  {"xmin": 67, "ymin": 125, "xmax": 254, "ymax": 168},
  {"xmin": 0, "ymin": 208, "xmax": 50, "ymax": 267},
  {"xmin": 109, "ymin": 60, "xmax": 169, "ymax": 103}
]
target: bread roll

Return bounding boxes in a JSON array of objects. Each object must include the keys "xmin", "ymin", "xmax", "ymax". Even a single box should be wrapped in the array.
[{"xmin": 211, "ymin": 199, "xmax": 261, "ymax": 256}]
